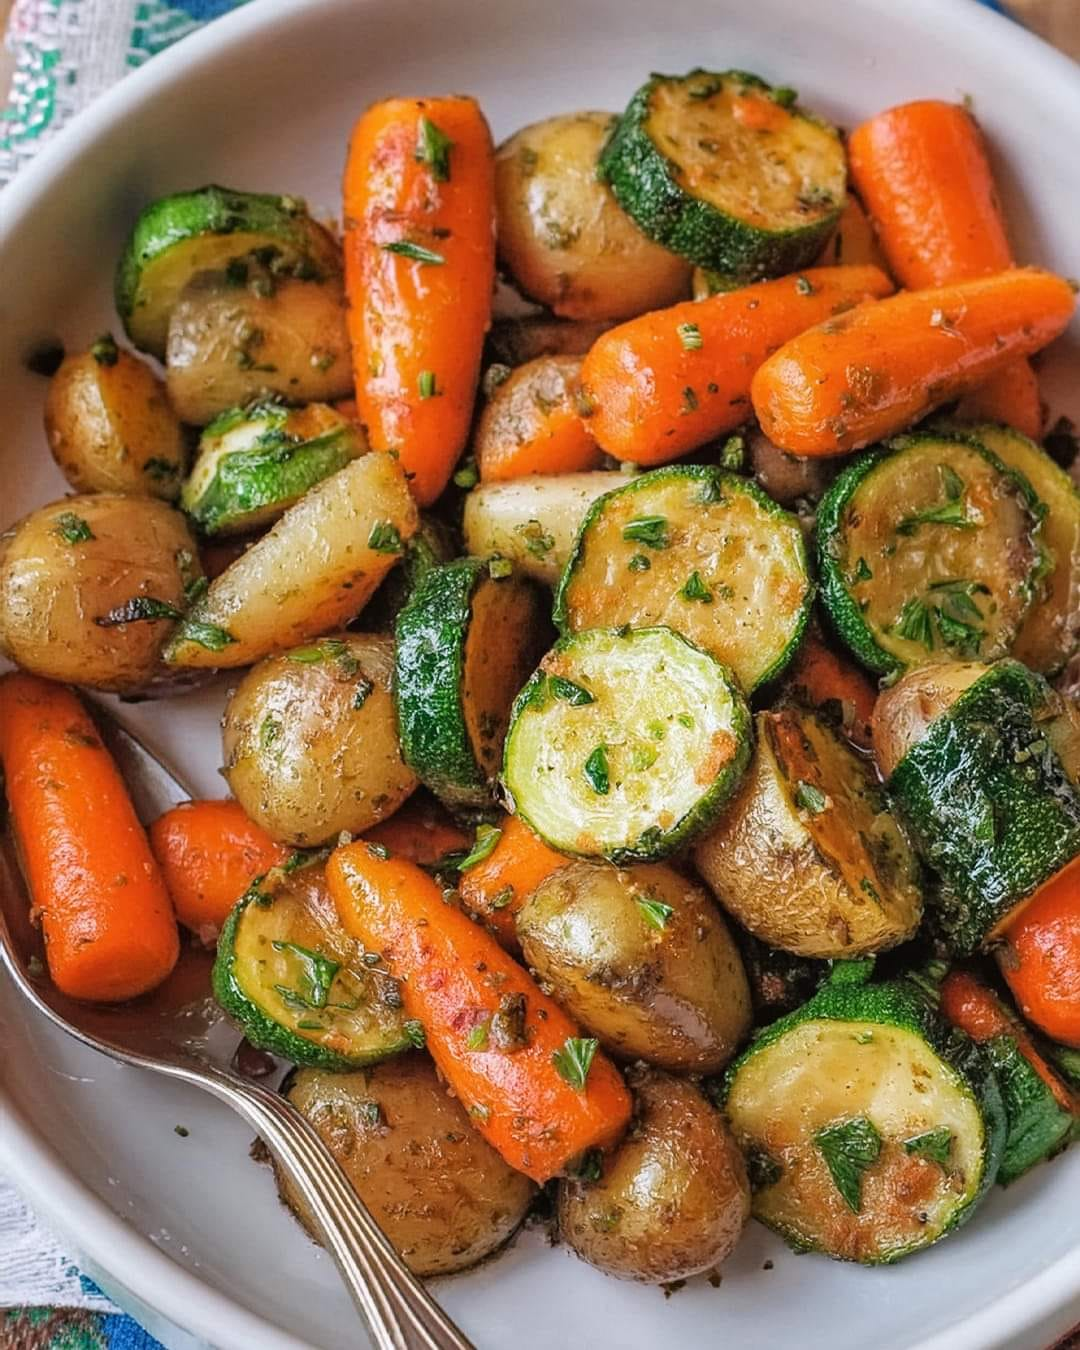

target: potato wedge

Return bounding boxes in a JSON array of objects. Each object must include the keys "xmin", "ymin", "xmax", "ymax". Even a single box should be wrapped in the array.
[
  {"xmin": 462, "ymin": 470, "xmax": 632, "ymax": 585},
  {"xmin": 517, "ymin": 860, "xmax": 750, "ymax": 1072},
  {"xmin": 558, "ymin": 1067, "xmax": 749, "ymax": 1283},
  {"xmin": 496, "ymin": 113, "xmax": 691, "ymax": 321},
  {"xmin": 694, "ymin": 707, "xmax": 923, "ymax": 958},
  {"xmin": 165, "ymin": 452, "xmax": 417, "ymax": 668},
  {"xmin": 0, "ymin": 494, "xmax": 200, "ymax": 693},
  {"xmin": 165, "ymin": 271, "xmax": 352, "ymax": 425},
  {"xmin": 280, "ymin": 1054, "xmax": 536, "ymax": 1276},
  {"xmin": 44, "ymin": 339, "xmax": 187, "ymax": 499},
  {"xmin": 222, "ymin": 632, "xmax": 417, "ymax": 845}
]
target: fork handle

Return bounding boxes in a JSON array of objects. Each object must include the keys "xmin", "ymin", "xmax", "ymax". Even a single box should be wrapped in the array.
[{"xmin": 200, "ymin": 1069, "xmax": 475, "ymax": 1350}]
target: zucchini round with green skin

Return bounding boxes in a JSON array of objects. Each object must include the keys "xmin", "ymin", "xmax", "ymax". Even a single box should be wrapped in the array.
[
  {"xmin": 394, "ymin": 558, "xmax": 547, "ymax": 810},
  {"xmin": 817, "ymin": 433, "xmax": 1046, "ymax": 677},
  {"xmin": 883, "ymin": 660, "xmax": 1080, "ymax": 955},
  {"xmin": 502, "ymin": 625, "xmax": 751, "ymax": 863},
  {"xmin": 212, "ymin": 858, "xmax": 410, "ymax": 1070},
  {"xmin": 694, "ymin": 707, "xmax": 923, "ymax": 958},
  {"xmin": 554, "ymin": 466, "xmax": 812, "ymax": 692},
  {"xmin": 962, "ymin": 423, "xmax": 1080, "ymax": 675},
  {"xmin": 598, "ymin": 70, "xmax": 846, "ymax": 282},
  {"xmin": 182, "ymin": 402, "xmax": 366, "ymax": 536},
  {"xmin": 722, "ymin": 964, "xmax": 1006, "ymax": 1263},
  {"xmin": 116, "ymin": 185, "xmax": 341, "ymax": 357},
  {"xmin": 980, "ymin": 1034, "xmax": 1075, "ymax": 1185}
]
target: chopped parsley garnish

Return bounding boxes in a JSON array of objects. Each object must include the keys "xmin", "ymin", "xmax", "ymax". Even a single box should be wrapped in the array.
[
  {"xmin": 627, "ymin": 553, "xmax": 651, "ymax": 573},
  {"xmin": 457, "ymin": 823, "xmax": 503, "ymax": 872},
  {"xmin": 583, "ymin": 745, "xmax": 610, "ymax": 795},
  {"xmin": 90, "ymin": 333, "xmax": 119, "ymax": 366},
  {"xmin": 903, "ymin": 1127, "xmax": 953, "ymax": 1166},
  {"xmin": 679, "ymin": 570, "xmax": 712, "ymax": 603},
  {"xmin": 53, "ymin": 512, "xmax": 94, "ymax": 544},
  {"xmin": 552, "ymin": 1036, "xmax": 598, "ymax": 1091},
  {"xmin": 488, "ymin": 556, "xmax": 513, "ymax": 580},
  {"xmin": 353, "ymin": 676, "xmax": 374, "ymax": 709},
  {"xmin": 897, "ymin": 463, "xmax": 975, "ymax": 535},
  {"xmin": 677, "ymin": 321, "xmax": 703, "ymax": 350},
  {"xmin": 368, "ymin": 520, "xmax": 404, "ymax": 553},
  {"xmin": 95, "ymin": 596, "xmax": 182, "ymax": 627},
  {"xmin": 417, "ymin": 369, "xmax": 437, "ymax": 399},
  {"xmin": 771, "ymin": 85, "xmax": 798, "ymax": 108},
  {"xmin": 550, "ymin": 676, "xmax": 594, "ymax": 706},
  {"xmin": 415, "ymin": 116, "xmax": 454, "ymax": 181},
  {"xmin": 636, "ymin": 897, "xmax": 674, "ymax": 930},
  {"xmin": 271, "ymin": 941, "xmax": 341, "ymax": 1010},
  {"xmin": 404, "ymin": 1019, "xmax": 427, "ymax": 1049},
  {"xmin": 813, "ymin": 1115, "xmax": 881, "ymax": 1213},
  {"xmin": 794, "ymin": 780, "xmax": 827, "ymax": 814},
  {"xmin": 894, "ymin": 597, "xmax": 935, "ymax": 650},
  {"xmin": 850, "ymin": 556, "xmax": 873, "ymax": 584},
  {"xmin": 453, "ymin": 459, "xmax": 479, "ymax": 489},
  {"xmin": 382, "ymin": 240, "xmax": 445, "ymax": 265},
  {"xmin": 716, "ymin": 435, "xmax": 745, "ymax": 472},
  {"xmin": 259, "ymin": 716, "xmax": 282, "ymax": 751},
  {"xmin": 517, "ymin": 519, "xmax": 554, "ymax": 557},
  {"xmin": 176, "ymin": 619, "xmax": 236, "ymax": 652},
  {"xmin": 490, "ymin": 886, "xmax": 514, "ymax": 910},
  {"xmin": 466, "ymin": 1020, "xmax": 490, "ymax": 1051},
  {"xmin": 622, "ymin": 514, "xmax": 669, "ymax": 549}
]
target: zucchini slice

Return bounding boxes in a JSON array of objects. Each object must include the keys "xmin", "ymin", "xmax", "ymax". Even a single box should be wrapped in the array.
[
  {"xmin": 723, "ymin": 966, "xmax": 1006, "ymax": 1263},
  {"xmin": 885, "ymin": 660, "xmax": 1080, "ymax": 955},
  {"xmin": 463, "ymin": 471, "xmax": 634, "ymax": 586},
  {"xmin": 182, "ymin": 401, "xmax": 365, "ymax": 536},
  {"xmin": 502, "ymin": 625, "xmax": 751, "ymax": 863},
  {"xmin": 817, "ymin": 433, "xmax": 1046, "ymax": 676},
  {"xmin": 116, "ymin": 185, "xmax": 341, "ymax": 358},
  {"xmin": 695, "ymin": 708, "xmax": 923, "ymax": 958},
  {"xmin": 212, "ymin": 858, "xmax": 410, "ymax": 1070},
  {"xmin": 394, "ymin": 557, "xmax": 547, "ymax": 810},
  {"xmin": 964, "ymin": 423, "xmax": 1080, "ymax": 675},
  {"xmin": 979, "ymin": 1036, "xmax": 1075, "ymax": 1186},
  {"xmin": 554, "ymin": 466, "xmax": 812, "ymax": 692},
  {"xmin": 598, "ymin": 70, "xmax": 846, "ymax": 282}
]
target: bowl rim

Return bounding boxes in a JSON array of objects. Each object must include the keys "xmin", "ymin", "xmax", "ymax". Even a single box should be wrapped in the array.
[{"xmin": 1, "ymin": 0, "xmax": 1079, "ymax": 1346}]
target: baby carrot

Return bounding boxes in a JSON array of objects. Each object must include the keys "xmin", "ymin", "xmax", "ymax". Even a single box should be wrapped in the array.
[
  {"xmin": 579, "ymin": 265, "xmax": 893, "ymax": 464},
  {"xmin": 0, "ymin": 672, "xmax": 178, "ymax": 1002},
  {"xmin": 751, "ymin": 268, "xmax": 1075, "ymax": 456},
  {"xmin": 149, "ymin": 798, "xmax": 288, "ymax": 937},
  {"xmin": 848, "ymin": 100, "xmax": 1042, "ymax": 439},
  {"xmin": 327, "ymin": 842, "xmax": 632, "ymax": 1181},
  {"xmin": 475, "ymin": 356, "xmax": 603, "ymax": 483},
  {"xmin": 458, "ymin": 814, "xmax": 568, "ymax": 946},
  {"xmin": 783, "ymin": 631, "xmax": 877, "ymax": 752},
  {"xmin": 940, "ymin": 968, "xmax": 1075, "ymax": 1113},
  {"xmin": 362, "ymin": 796, "xmax": 471, "ymax": 868},
  {"xmin": 344, "ymin": 96, "xmax": 496, "ymax": 506},
  {"xmin": 814, "ymin": 196, "xmax": 891, "ymax": 272},
  {"xmin": 996, "ymin": 854, "xmax": 1080, "ymax": 1048}
]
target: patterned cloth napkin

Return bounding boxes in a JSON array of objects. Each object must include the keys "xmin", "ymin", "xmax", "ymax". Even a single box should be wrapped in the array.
[{"xmin": 0, "ymin": 1, "xmax": 1075, "ymax": 1348}]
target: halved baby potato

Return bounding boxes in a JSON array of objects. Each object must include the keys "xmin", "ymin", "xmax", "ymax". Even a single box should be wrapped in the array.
[
  {"xmin": 517, "ymin": 860, "xmax": 751, "ymax": 1072},
  {"xmin": 222, "ymin": 632, "xmax": 417, "ymax": 846},
  {"xmin": 694, "ymin": 706, "xmax": 923, "ymax": 958},
  {"xmin": 45, "ymin": 338, "xmax": 187, "ymax": 499}
]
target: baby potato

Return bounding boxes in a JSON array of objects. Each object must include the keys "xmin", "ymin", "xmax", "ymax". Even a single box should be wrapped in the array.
[
  {"xmin": 486, "ymin": 314, "xmax": 613, "ymax": 368},
  {"xmin": 495, "ymin": 112, "xmax": 691, "ymax": 321},
  {"xmin": 280, "ymin": 1054, "xmax": 536, "ymax": 1276},
  {"xmin": 166, "ymin": 271, "xmax": 353, "ymax": 425},
  {"xmin": 695, "ymin": 707, "xmax": 923, "ymax": 958},
  {"xmin": 44, "ymin": 337, "xmax": 187, "ymax": 499},
  {"xmin": 222, "ymin": 632, "xmax": 418, "ymax": 846},
  {"xmin": 0, "ymin": 494, "xmax": 201, "ymax": 693},
  {"xmin": 516, "ymin": 860, "xmax": 751, "ymax": 1072},
  {"xmin": 747, "ymin": 428, "xmax": 838, "ymax": 508},
  {"xmin": 475, "ymin": 355, "xmax": 604, "ymax": 482},
  {"xmin": 871, "ymin": 661, "xmax": 986, "ymax": 779},
  {"xmin": 558, "ymin": 1067, "xmax": 750, "ymax": 1283}
]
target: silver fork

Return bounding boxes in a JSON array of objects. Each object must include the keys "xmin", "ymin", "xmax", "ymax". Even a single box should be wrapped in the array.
[{"xmin": 0, "ymin": 706, "xmax": 475, "ymax": 1350}]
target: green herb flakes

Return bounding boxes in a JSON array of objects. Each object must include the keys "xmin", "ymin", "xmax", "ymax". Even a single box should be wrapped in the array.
[
  {"xmin": 903, "ymin": 1127, "xmax": 953, "ymax": 1166},
  {"xmin": 382, "ymin": 240, "xmax": 446, "ymax": 265},
  {"xmin": 368, "ymin": 520, "xmax": 404, "ymax": 553},
  {"xmin": 458, "ymin": 823, "xmax": 503, "ymax": 872},
  {"xmin": 416, "ymin": 116, "xmax": 454, "ymax": 181},
  {"xmin": 53, "ymin": 512, "xmax": 94, "ymax": 544},
  {"xmin": 677, "ymin": 321, "xmax": 703, "ymax": 350},
  {"xmin": 622, "ymin": 515, "xmax": 669, "ymax": 549},
  {"xmin": 636, "ymin": 897, "xmax": 674, "ymax": 930},
  {"xmin": 583, "ymin": 745, "xmax": 610, "ymax": 795},
  {"xmin": 814, "ymin": 1115, "xmax": 881, "ymax": 1213},
  {"xmin": 552, "ymin": 1036, "xmax": 598, "ymax": 1091}
]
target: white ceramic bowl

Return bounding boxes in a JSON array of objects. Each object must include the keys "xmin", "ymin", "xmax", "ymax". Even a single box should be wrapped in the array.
[{"xmin": 1, "ymin": 1, "xmax": 1079, "ymax": 1347}]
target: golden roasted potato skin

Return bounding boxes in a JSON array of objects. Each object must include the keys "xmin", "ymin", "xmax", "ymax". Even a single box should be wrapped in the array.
[
  {"xmin": 281, "ymin": 1054, "xmax": 536, "ymax": 1276},
  {"xmin": 0, "ymin": 494, "xmax": 200, "ymax": 692},
  {"xmin": 558, "ymin": 1068, "xmax": 749, "ymax": 1283},
  {"xmin": 495, "ymin": 112, "xmax": 691, "ymax": 321},
  {"xmin": 222, "ymin": 632, "xmax": 418, "ymax": 845},
  {"xmin": 517, "ymin": 861, "xmax": 751, "ymax": 1072},
  {"xmin": 871, "ymin": 661, "xmax": 986, "ymax": 779},
  {"xmin": 695, "ymin": 709, "xmax": 922, "ymax": 959},
  {"xmin": 165, "ymin": 274, "xmax": 352, "ymax": 425},
  {"xmin": 44, "ymin": 347, "xmax": 186, "ymax": 499}
]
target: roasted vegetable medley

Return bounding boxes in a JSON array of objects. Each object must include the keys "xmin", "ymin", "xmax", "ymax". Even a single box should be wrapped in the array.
[{"xmin": 4, "ymin": 70, "xmax": 1080, "ymax": 1290}]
